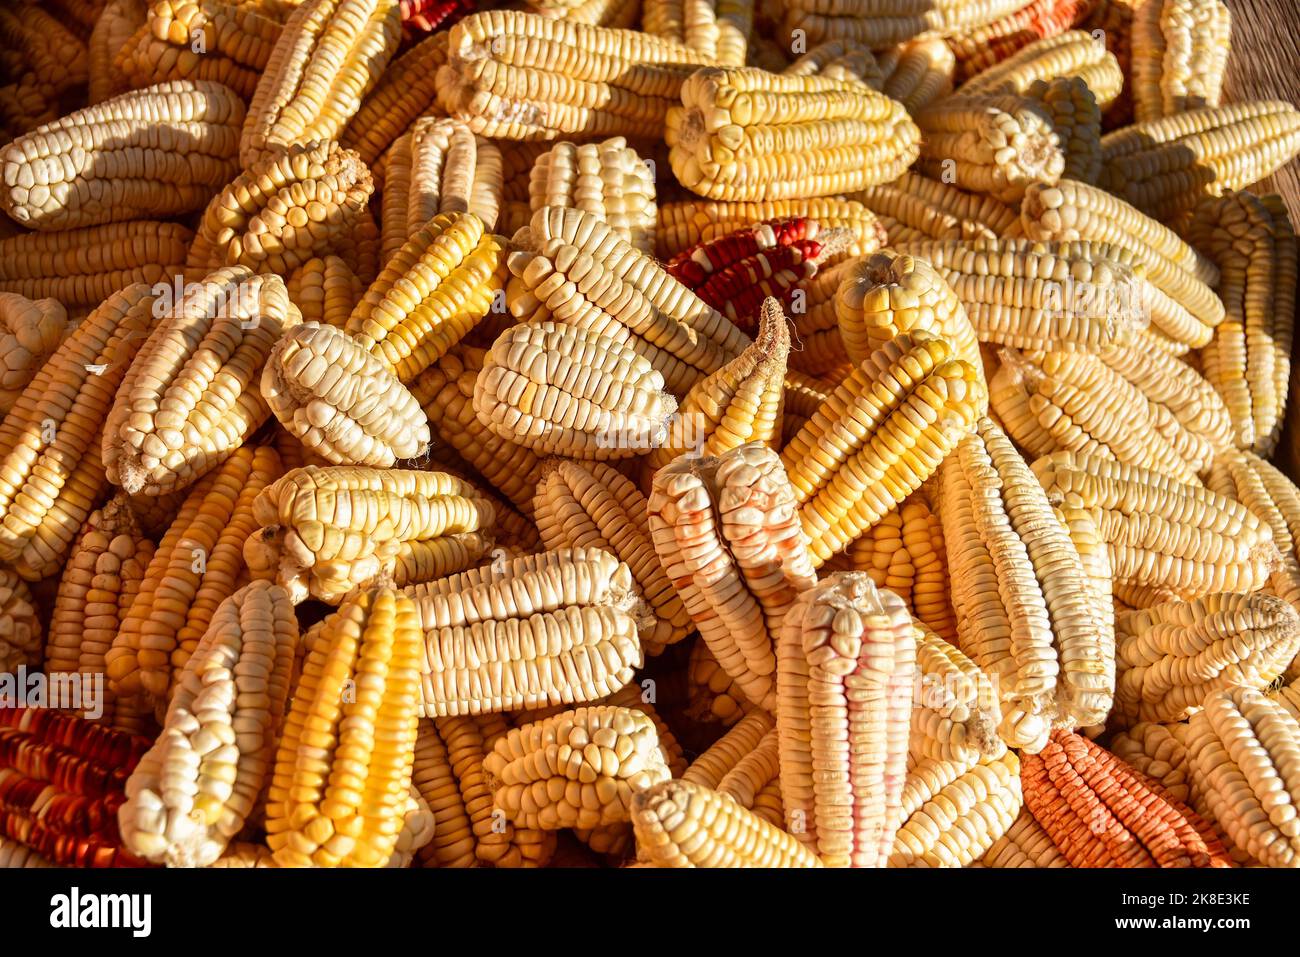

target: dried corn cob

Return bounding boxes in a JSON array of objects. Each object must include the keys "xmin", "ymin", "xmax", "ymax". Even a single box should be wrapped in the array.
[
  {"xmin": 976, "ymin": 808, "xmax": 1070, "ymax": 867},
  {"xmin": 0, "ymin": 568, "xmax": 41, "ymax": 674},
  {"xmin": 1026, "ymin": 75, "xmax": 1101, "ymax": 184},
  {"xmin": 682, "ymin": 710, "xmax": 774, "ymax": 787},
  {"xmin": 650, "ymin": 442, "xmax": 817, "ymax": 712},
  {"xmin": 534, "ymin": 460, "xmax": 691, "ymax": 656},
  {"xmin": 0, "ymin": 221, "xmax": 196, "ymax": 310},
  {"xmin": 891, "ymin": 751, "xmax": 1022, "ymax": 867},
  {"xmin": 1131, "ymin": 0, "xmax": 1230, "ymax": 122},
  {"xmin": 0, "ymin": 80, "xmax": 243, "ymax": 231},
  {"xmin": 285, "ymin": 255, "xmax": 363, "ymax": 327},
  {"xmin": 1113, "ymin": 592, "xmax": 1300, "ymax": 727},
  {"xmin": 46, "ymin": 497, "xmax": 156, "ymax": 735},
  {"xmin": 529, "ymin": 137, "xmax": 655, "ymax": 255},
  {"xmin": 782, "ymin": 331, "xmax": 986, "ymax": 564},
  {"xmin": 436, "ymin": 11, "xmax": 714, "ymax": 141},
  {"xmin": 0, "ymin": 284, "xmax": 158, "ymax": 580},
  {"xmin": 776, "ymin": 572, "xmax": 916, "ymax": 867},
  {"xmin": 949, "ymin": 0, "xmax": 1095, "ymax": 82},
  {"xmin": 1099, "ymin": 101, "xmax": 1300, "ymax": 221},
  {"xmin": 89, "ymin": 0, "xmax": 147, "ymax": 104},
  {"xmin": 876, "ymin": 37, "xmax": 957, "ymax": 114},
  {"xmin": 266, "ymin": 584, "xmax": 422, "ymax": 867},
  {"xmin": 0, "ymin": 836, "xmax": 53, "ymax": 868},
  {"xmin": 782, "ymin": 39, "xmax": 885, "ymax": 88},
  {"xmin": 780, "ymin": 368, "xmax": 837, "ymax": 441},
  {"xmin": 686, "ymin": 641, "xmax": 755, "ymax": 725},
  {"xmin": 240, "ymin": 0, "xmax": 401, "ymax": 166},
  {"xmin": 118, "ymin": 581, "xmax": 297, "ymax": 867},
  {"xmin": 1033, "ymin": 450, "xmax": 1277, "ymax": 598},
  {"xmin": 910, "ymin": 619, "xmax": 1002, "ymax": 766},
  {"xmin": 1108, "ymin": 721, "xmax": 1196, "ymax": 804},
  {"xmin": 1185, "ymin": 687, "xmax": 1300, "ymax": 868},
  {"xmin": 657, "ymin": 197, "xmax": 886, "ymax": 261},
  {"xmin": 852, "ymin": 171, "xmax": 1019, "ymax": 241},
  {"xmin": 642, "ymin": 0, "xmax": 752, "ymax": 65},
  {"xmin": 915, "ymin": 94, "xmax": 1064, "ymax": 203},
  {"xmin": 386, "ymin": 787, "xmax": 435, "ymax": 867},
  {"xmin": 411, "ymin": 720, "xmax": 476, "ymax": 867},
  {"xmin": 0, "ymin": 708, "xmax": 153, "ymax": 868},
  {"xmin": 0, "ymin": 6, "xmax": 88, "ymax": 139},
  {"xmin": 938, "ymin": 416, "xmax": 1113, "ymax": 752},
  {"xmin": 1022, "ymin": 729, "xmax": 1231, "ymax": 867},
  {"xmin": 960, "ymin": 30, "xmax": 1123, "ymax": 108},
  {"xmin": 0, "ymin": 293, "xmax": 69, "ymax": 416},
  {"xmin": 527, "ymin": 0, "xmax": 640, "ymax": 25},
  {"xmin": 1274, "ymin": 682, "xmax": 1300, "ymax": 722},
  {"xmin": 105, "ymin": 445, "xmax": 283, "ymax": 704},
  {"xmin": 780, "ymin": 0, "xmax": 1028, "ymax": 49}
]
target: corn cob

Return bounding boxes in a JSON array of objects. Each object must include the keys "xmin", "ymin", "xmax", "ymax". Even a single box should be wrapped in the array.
[
  {"xmin": 1024, "ymin": 75, "xmax": 1102, "ymax": 184},
  {"xmin": 89, "ymin": 0, "xmax": 147, "ymax": 104},
  {"xmin": 642, "ymin": 0, "xmax": 752, "ymax": 65},
  {"xmin": 682, "ymin": 710, "xmax": 774, "ymax": 787},
  {"xmin": 285, "ymin": 255, "xmax": 363, "ymax": 327},
  {"xmin": 780, "ymin": 0, "xmax": 1028, "ymax": 49},
  {"xmin": 835, "ymin": 251, "xmax": 981, "ymax": 372},
  {"xmin": 409, "ymin": 347, "xmax": 544, "ymax": 516},
  {"xmin": 341, "ymin": 31, "xmax": 449, "ymax": 177},
  {"xmin": 960, "ymin": 30, "xmax": 1124, "ymax": 108},
  {"xmin": 1109, "ymin": 721, "xmax": 1196, "ymax": 804},
  {"xmin": 0, "ymin": 220, "xmax": 196, "ymax": 310},
  {"xmin": 526, "ymin": 0, "xmax": 640, "ymax": 25},
  {"xmin": 657, "ymin": 197, "xmax": 886, "ymax": 261},
  {"xmin": 1033, "ymin": 450, "xmax": 1278, "ymax": 598},
  {"xmin": 786, "ymin": 261, "xmax": 860, "ymax": 376},
  {"xmin": 1131, "ymin": 0, "xmax": 1230, "ymax": 122},
  {"xmin": 399, "ymin": 0, "xmax": 473, "ymax": 37},
  {"xmin": 875, "ymin": 37, "xmax": 957, "ymax": 114},
  {"xmin": 976, "ymin": 808, "xmax": 1070, "ymax": 867},
  {"xmin": 666, "ymin": 68, "xmax": 918, "ymax": 203},
  {"xmin": 707, "ymin": 727, "xmax": 782, "ymax": 825},
  {"xmin": 949, "ymin": 0, "xmax": 1095, "ymax": 82},
  {"xmin": 534, "ymin": 460, "xmax": 691, "ymax": 656},
  {"xmin": 782, "ymin": 39, "xmax": 885, "ymax": 89},
  {"xmin": 852, "ymin": 171, "xmax": 1019, "ymax": 242},
  {"xmin": 411, "ymin": 719, "xmax": 476, "ymax": 867},
  {"xmin": 0, "ymin": 836, "xmax": 53, "ymax": 868},
  {"xmin": 1275, "ymin": 682, "xmax": 1300, "ymax": 722},
  {"xmin": 45, "ymin": 497, "xmax": 156, "ymax": 735},
  {"xmin": 114, "ymin": 0, "xmax": 284, "ymax": 99},
  {"xmin": 0, "ymin": 293, "xmax": 69, "ymax": 417},
  {"xmin": 914, "ymin": 94, "xmax": 1064, "ymax": 203},
  {"xmin": 1099, "ymin": 101, "xmax": 1300, "ymax": 221},
  {"xmin": 436, "ymin": 11, "xmax": 715, "ymax": 141},
  {"xmin": 0, "ymin": 6, "xmax": 88, "ymax": 139},
  {"xmin": 775, "ymin": 572, "xmax": 916, "ymax": 867},
  {"xmin": 1113, "ymin": 592, "xmax": 1300, "ymax": 728},
  {"xmin": 686, "ymin": 641, "xmax": 755, "ymax": 725},
  {"xmin": 0, "ymin": 567, "xmax": 41, "ymax": 674},
  {"xmin": 891, "ymin": 751, "xmax": 1022, "ymax": 867},
  {"xmin": 0, "ymin": 80, "xmax": 243, "ymax": 231},
  {"xmin": 0, "ymin": 708, "xmax": 153, "ymax": 868},
  {"xmin": 188, "ymin": 139, "xmax": 374, "ymax": 277},
  {"xmin": 0, "ymin": 283, "xmax": 158, "ymax": 580},
  {"xmin": 650, "ymin": 442, "xmax": 817, "ymax": 712},
  {"xmin": 938, "ymin": 416, "xmax": 1112, "ymax": 752},
  {"xmin": 780, "ymin": 368, "xmax": 838, "ymax": 442},
  {"xmin": 105, "ymin": 445, "xmax": 283, "ymax": 704},
  {"xmin": 265, "ymin": 584, "xmax": 422, "ymax": 867},
  {"xmin": 385, "ymin": 786, "xmax": 435, "ymax": 867},
  {"xmin": 529, "ymin": 137, "xmax": 655, "ymax": 255},
  {"xmin": 1184, "ymin": 687, "xmax": 1300, "ymax": 868},
  {"xmin": 240, "ymin": 0, "xmax": 401, "ymax": 167},
  {"xmin": 782, "ymin": 331, "xmax": 986, "ymax": 564},
  {"xmin": 118, "ymin": 581, "xmax": 297, "ymax": 867}
]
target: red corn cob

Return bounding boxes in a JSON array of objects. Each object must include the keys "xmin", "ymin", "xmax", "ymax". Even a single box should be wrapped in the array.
[
  {"xmin": 400, "ymin": 0, "xmax": 475, "ymax": 37},
  {"xmin": 950, "ymin": 0, "xmax": 1097, "ymax": 82}
]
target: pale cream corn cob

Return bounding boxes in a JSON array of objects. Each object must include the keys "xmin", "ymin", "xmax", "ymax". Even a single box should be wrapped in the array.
[
  {"xmin": 1131, "ymin": 0, "xmax": 1231, "ymax": 122},
  {"xmin": 686, "ymin": 640, "xmax": 756, "ymax": 726},
  {"xmin": 852, "ymin": 171, "xmax": 1020, "ymax": 241},
  {"xmin": 0, "ymin": 566, "xmax": 41, "ymax": 674},
  {"xmin": 779, "ymin": 0, "xmax": 1029, "ymax": 49},
  {"xmin": 976, "ymin": 808, "xmax": 1070, "ymax": 867},
  {"xmin": 959, "ymin": 29, "xmax": 1124, "ymax": 109},
  {"xmin": 891, "ymin": 751, "xmax": 1022, "ymax": 867},
  {"xmin": 89, "ymin": 0, "xmax": 148, "ymax": 104},
  {"xmin": 285, "ymin": 255, "xmax": 364, "ymax": 327},
  {"xmin": 526, "ymin": 0, "xmax": 641, "ymax": 26},
  {"xmin": 683, "ymin": 710, "xmax": 774, "ymax": 787},
  {"xmin": 529, "ymin": 137, "xmax": 656, "ymax": 254},
  {"xmin": 0, "ymin": 292, "xmax": 69, "ymax": 416},
  {"xmin": 1026, "ymin": 75, "xmax": 1102, "ymax": 184},
  {"xmin": 642, "ymin": 0, "xmax": 753, "ymax": 65},
  {"xmin": 876, "ymin": 37, "xmax": 957, "ymax": 114},
  {"xmin": 783, "ymin": 39, "xmax": 887, "ymax": 89}
]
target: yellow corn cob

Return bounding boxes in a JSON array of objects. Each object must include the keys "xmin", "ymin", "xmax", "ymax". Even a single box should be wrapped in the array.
[
  {"xmin": 631, "ymin": 779, "xmax": 822, "ymax": 867},
  {"xmin": 409, "ymin": 347, "xmax": 544, "ymax": 517},
  {"xmin": 123, "ymin": 485, "xmax": 190, "ymax": 540},
  {"xmin": 285, "ymin": 255, "xmax": 363, "ymax": 327},
  {"xmin": 240, "ymin": 0, "xmax": 401, "ymax": 167},
  {"xmin": 1184, "ymin": 687, "xmax": 1300, "ymax": 868},
  {"xmin": 534, "ymin": 460, "xmax": 692, "ymax": 656},
  {"xmin": 682, "ymin": 710, "xmax": 774, "ymax": 787},
  {"xmin": 1026, "ymin": 75, "xmax": 1101, "ymax": 184},
  {"xmin": 910, "ymin": 618, "xmax": 1002, "ymax": 766},
  {"xmin": 188, "ymin": 139, "xmax": 375, "ymax": 276},
  {"xmin": 876, "ymin": 37, "xmax": 957, "ymax": 114},
  {"xmin": 527, "ymin": 0, "xmax": 641, "ymax": 26},
  {"xmin": 118, "ymin": 581, "xmax": 297, "ymax": 867},
  {"xmin": 0, "ymin": 284, "xmax": 158, "ymax": 580},
  {"xmin": 891, "ymin": 751, "xmax": 1022, "ymax": 867},
  {"xmin": 960, "ymin": 30, "xmax": 1124, "ymax": 109},
  {"xmin": 1109, "ymin": 721, "xmax": 1197, "ymax": 805},
  {"xmin": 656, "ymin": 197, "xmax": 886, "ymax": 260},
  {"xmin": 89, "ymin": 0, "xmax": 148, "ymax": 104},
  {"xmin": 1033, "ymin": 450, "xmax": 1278, "ymax": 598},
  {"xmin": 1131, "ymin": 0, "xmax": 1230, "ymax": 122},
  {"xmin": 780, "ymin": 369, "xmax": 837, "ymax": 440},
  {"xmin": 1113, "ymin": 592, "xmax": 1300, "ymax": 727},
  {"xmin": 507, "ymin": 207, "xmax": 748, "ymax": 396},
  {"xmin": 915, "ymin": 94, "xmax": 1064, "ymax": 203},
  {"xmin": 244, "ymin": 465, "xmax": 493, "ymax": 604},
  {"xmin": 686, "ymin": 640, "xmax": 755, "ymax": 725},
  {"xmin": 0, "ymin": 292, "xmax": 69, "ymax": 417},
  {"xmin": 0, "ymin": 5, "xmax": 88, "ymax": 139},
  {"xmin": 411, "ymin": 719, "xmax": 477, "ymax": 867},
  {"xmin": 948, "ymin": 0, "xmax": 1096, "ymax": 83},
  {"xmin": 382, "ymin": 118, "xmax": 503, "ymax": 263},
  {"xmin": 852, "ymin": 171, "xmax": 1019, "ymax": 242},
  {"xmin": 436, "ymin": 11, "xmax": 715, "ymax": 141},
  {"xmin": 650, "ymin": 442, "xmax": 817, "ymax": 712},
  {"xmin": 786, "ymin": 260, "xmax": 861, "ymax": 376},
  {"xmin": 1274, "ymin": 682, "xmax": 1300, "ymax": 722},
  {"xmin": 529, "ymin": 137, "xmax": 656, "ymax": 255},
  {"xmin": 782, "ymin": 39, "xmax": 885, "ymax": 89},
  {"xmin": 114, "ymin": 0, "xmax": 284, "ymax": 99},
  {"xmin": 1099, "ymin": 101, "xmax": 1300, "ymax": 221},
  {"xmin": 407, "ymin": 548, "xmax": 643, "ymax": 716},
  {"xmin": 266, "ymin": 584, "xmax": 422, "ymax": 867},
  {"xmin": 890, "ymin": 238, "xmax": 1149, "ymax": 353},
  {"xmin": 781, "ymin": 331, "xmax": 986, "ymax": 564},
  {"xmin": 341, "ymin": 31, "xmax": 449, "ymax": 177},
  {"xmin": 0, "ymin": 565, "xmax": 41, "ymax": 674},
  {"xmin": 103, "ymin": 268, "xmax": 301, "ymax": 496},
  {"xmin": 105, "ymin": 445, "xmax": 284, "ymax": 703},
  {"xmin": 0, "ymin": 220, "xmax": 197, "ymax": 310},
  {"xmin": 262, "ymin": 321, "xmax": 430, "ymax": 468},
  {"xmin": 385, "ymin": 787, "xmax": 435, "ymax": 868},
  {"xmin": 1, "ymin": 80, "xmax": 243, "ymax": 232},
  {"xmin": 976, "ymin": 808, "xmax": 1070, "ymax": 867},
  {"xmin": 666, "ymin": 68, "xmax": 920, "ymax": 202},
  {"xmin": 990, "ymin": 349, "xmax": 1204, "ymax": 482},
  {"xmin": 938, "ymin": 416, "xmax": 1113, "ymax": 753},
  {"xmin": 1019, "ymin": 179, "xmax": 1223, "ymax": 351},
  {"xmin": 596, "ymin": 683, "xmax": 689, "ymax": 779},
  {"xmin": 835, "ymin": 251, "xmax": 981, "ymax": 371},
  {"xmin": 46, "ymin": 496, "xmax": 156, "ymax": 735},
  {"xmin": 780, "ymin": 0, "xmax": 1028, "ymax": 49},
  {"xmin": 776, "ymin": 572, "xmax": 916, "ymax": 867},
  {"xmin": 642, "ymin": 0, "xmax": 752, "ymax": 65}
]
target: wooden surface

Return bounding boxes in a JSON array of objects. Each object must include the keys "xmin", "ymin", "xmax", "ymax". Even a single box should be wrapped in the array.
[{"xmin": 1224, "ymin": 0, "xmax": 1300, "ymax": 221}]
